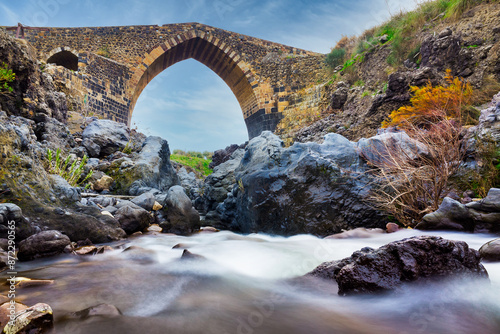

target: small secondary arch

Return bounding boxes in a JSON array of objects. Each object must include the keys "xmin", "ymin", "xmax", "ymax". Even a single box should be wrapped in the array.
[{"xmin": 46, "ymin": 47, "xmax": 79, "ymax": 71}]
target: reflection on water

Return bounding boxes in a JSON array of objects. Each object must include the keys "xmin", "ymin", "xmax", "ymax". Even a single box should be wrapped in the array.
[{"xmin": 2, "ymin": 230, "xmax": 500, "ymax": 334}]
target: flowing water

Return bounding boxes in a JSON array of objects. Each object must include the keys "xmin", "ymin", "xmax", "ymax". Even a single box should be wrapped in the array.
[{"xmin": 3, "ymin": 230, "xmax": 500, "ymax": 334}]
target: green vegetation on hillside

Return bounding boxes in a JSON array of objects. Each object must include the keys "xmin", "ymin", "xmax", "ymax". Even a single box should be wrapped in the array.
[
  {"xmin": 326, "ymin": 0, "xmax": 496, "ymax": 70},
  {"xmin": 171, "ymin": 150, "xmax": 213, "ymax": 177},
  {"xmin": 0, "ymin": 62, "xmax": 15, "ymax": 93}
]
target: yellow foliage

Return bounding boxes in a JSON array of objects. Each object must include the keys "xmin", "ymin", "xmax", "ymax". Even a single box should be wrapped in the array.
[{"xmin": 382, "ymin": 70, "xmax": 473, "ymax": 128}]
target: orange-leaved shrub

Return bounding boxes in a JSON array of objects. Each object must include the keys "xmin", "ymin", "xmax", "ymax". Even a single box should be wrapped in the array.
[{"xmin": 382, "ymin": 69, "xmax": 473, "ymax": 129}]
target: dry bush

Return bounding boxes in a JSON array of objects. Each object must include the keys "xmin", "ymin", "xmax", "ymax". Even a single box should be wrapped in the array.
[
  {"xmin": 335, "ymin": 35, "xmax": 357, "ymax": 52},
  {"xmin": 365, "ymin": 71, "xmax": 472, "ymax": 226},
  {"xmin": 364, "ymin": 116, "xmax": 467, "ymax": 226}
]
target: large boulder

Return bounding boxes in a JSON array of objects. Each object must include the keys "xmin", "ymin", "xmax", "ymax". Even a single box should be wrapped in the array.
[
  {"xmin": 114, "ymin": 206, "xmax": 153, "ymax": 234},
  {"xmin": 330, "ymin": 81, "xmax": 349, "ymax": 110},
  {"xmin": 17, "ymin": 230, "xmax": 71, "ymax": 261},
  {"xmin": 82, "ymin": 119, "xmax": 130, "ymax": 158},
  {"xmin": 160, "ymin": 186, "xmax": 200, "ymax": 235},
  {"xmin": 108, "ymin": 136, "xmax": 179, "ymax": 195},
  {"xmin": 308, "ymin": 236, "xmax": 488, "ymax": 295},
  {"xmin": 227, "ymin": 132, "xmax": 386, "ymax": 236}
]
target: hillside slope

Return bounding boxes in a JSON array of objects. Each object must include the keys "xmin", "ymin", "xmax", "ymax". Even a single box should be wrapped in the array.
[{"xmin": 279, "ymin": 0, "xmax": 500, "ymax": 144}]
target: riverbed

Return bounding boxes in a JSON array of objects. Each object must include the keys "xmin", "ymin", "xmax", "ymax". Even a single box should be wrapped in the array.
[{"xmin": 3, "ymin": 230, "xmax": 500, "ymax": 334}]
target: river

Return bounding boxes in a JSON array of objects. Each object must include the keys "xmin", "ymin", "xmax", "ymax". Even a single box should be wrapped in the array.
[{"xmin": 3, "ymin": 230, "xmax": 500, "ymax": 334}]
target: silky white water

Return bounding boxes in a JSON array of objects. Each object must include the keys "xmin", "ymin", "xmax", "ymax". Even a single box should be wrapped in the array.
[{"xmin": 7, "ymin": 230, "xmax": 500, "ymax": 334}]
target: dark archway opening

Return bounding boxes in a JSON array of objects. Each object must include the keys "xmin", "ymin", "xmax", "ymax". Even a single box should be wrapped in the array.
[{"xmin": 47, "ymin": 51, "xmax": 78, "ymax": 71}]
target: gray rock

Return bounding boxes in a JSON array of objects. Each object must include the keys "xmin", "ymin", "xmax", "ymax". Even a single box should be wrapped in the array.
[
  {"xmin": 114, "ymin": 200, "xmax": 143, "ymax": 210},
  {"xmin": 466, "ymin": 188, "xmax": 500, "ymax": 212},
  {"xmin": 18, "ymin": 230, "xmax": 71, "ymax": 261},
  {"xmin": 0, "ymin": 203, "xmax": 34, "ymax": 241},
  {"xmin": 177, "ymin": 167, "xmax": 202, "ymax": 194},
  {"xmin": 49, "ymin": 175, "xmax": 81, "ymax": 202},
  {"xmin": 114, "ymin": 206, "xmax": 153, "ymax": 234},
  {"xmin": 30, "ymin": 205, "xmax": 126, "ymax": 243},
  {"xmin": 479, "ymin": 238, "xmax": 500, "ymax": 262},
  {"xmin": 82, "ymin": 119, "xmax": 130, "ymax": 158},
  {"xmin": 417, "ymin": 197, "xmax": 475, "ymax": 231},
  {"xmin": 131, "ymin": 192, "xmax": 156, "ymax": 211},
  {"xmin": 86, "ymin": 196, "xmax": 117, "ymax": 208},
  {"xmin": 356, "ymin": 131, "xmax": 428, "ymax": 165},
  {"xmin": 308, "ymin": 236, "xmax": 488, "ymax": 295},
  {"xmin": 114, "ymin": 136, "xmax": 179, "ymax": 195},
  {"xmin": 160, "ymin": 186, "xmax": 200, "ymax": 235},
  {"xmin": 227, "ymin": 131, "xmax": 386, "ymax": 236},
  {"xmin": 199, "ymin": 148, "xmax": 244, "ymax": 212}
]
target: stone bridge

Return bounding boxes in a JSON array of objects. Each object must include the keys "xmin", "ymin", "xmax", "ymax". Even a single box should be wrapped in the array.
[{"xmin": 12, "ymin": 23, "xmax": 326, "ymax": 138}]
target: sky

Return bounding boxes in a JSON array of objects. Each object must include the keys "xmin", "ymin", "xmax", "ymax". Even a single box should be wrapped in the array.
[{"xmin": 0, "ymin": 0, "xmax": 421, "ymax": 151}]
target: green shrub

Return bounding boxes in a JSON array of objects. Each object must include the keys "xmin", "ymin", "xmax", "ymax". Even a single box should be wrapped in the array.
[
  {"xmin": 46, "ymin": 148, "xmax": 93, "ymax": 187},
  {"xmin": 325, "ymin": 48, "xmax": 346, "ymax": 69},
  {"xmin": 0, "ymin": 63, "xmax": 15, "ymax": 93}
]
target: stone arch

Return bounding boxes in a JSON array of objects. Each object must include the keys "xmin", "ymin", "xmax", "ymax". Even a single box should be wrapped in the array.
[
  {"xmin": 46, "ymin": 47, "xmax": 79, "ymax": 71},
  {"xmin": 129, "ymin": 30, "xmax": 261, "ymax": 138}
]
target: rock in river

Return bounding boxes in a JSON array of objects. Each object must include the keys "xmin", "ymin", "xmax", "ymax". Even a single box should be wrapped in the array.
[
  {"xmin": 227, "ymin": 131, "xmax": 386, "ymax": 236},
  {"xmin": 17, "ymin": 230, "xmax": 71, "ymax": 261},
  {"xmin": 308, "ymin": 236, "xmax": 488, "ymax": 295}
]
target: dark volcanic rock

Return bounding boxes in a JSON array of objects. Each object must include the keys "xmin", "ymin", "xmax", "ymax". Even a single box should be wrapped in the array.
[
  {"xmin": 330, "ymin": 82, "xmax": 349, "ymax": 110},
  {"xmin": 0, "ymin": 203, "xmax": 34, "ymax": 241},
  {"xmin": 308, "ymin": 236, "xmax": 488, "ymax": 295},
  {"xmin": 30, "ymin": 204, "xmax": 126, "ymax": 243},
  {"xmin": 109, "ymin": 136, "xmax": 180, "ymax": 195},
  {"xmin": 114, "ymin": 205, "xmax": 153, "ymax": 234},
  {"xmin": 209, "ymin": 143, "xmax": 246, "ymax": 169},
  {"xmin": 226, "ymin": 131, "xmax": 386, "ymax": 236},
  {"xmin": 18, "ymin": 230, "xmax": 71, "ymax": 261},
  {"xmin": 160, "ymin": 186, "xmax": 200, "ymax": 235}
]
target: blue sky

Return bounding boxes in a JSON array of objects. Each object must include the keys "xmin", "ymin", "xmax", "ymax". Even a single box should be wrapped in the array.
[{"xmin": 1, "ymin": 0, "xmax": 419, "ymax": 151}]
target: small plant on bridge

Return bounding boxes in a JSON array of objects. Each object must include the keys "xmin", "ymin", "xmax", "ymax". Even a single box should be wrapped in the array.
[
  {"xmin": 0, "ymin": 63, "xmax": 15, "ymax": 93},
  {"xmin": 96, "ymin": 45, "xmax": 111, "ymax": 58},
  {"xmin": 46, "ymin": 148, "xmax": 93, "ymax": 187}
]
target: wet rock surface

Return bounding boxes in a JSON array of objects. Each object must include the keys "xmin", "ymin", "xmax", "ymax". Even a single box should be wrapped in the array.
[
  {"xmin": 17, "ymin": 230, "xmax": 71, "ymax": 261},
  {"xmin": 308, "ymin": 236, "xmax": 488, "ymax": 295},
  {"xmin": 479, "ymin": 238, "xmax": 500, "ymax": 262}
]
